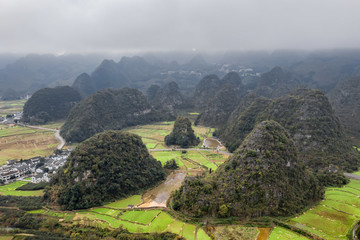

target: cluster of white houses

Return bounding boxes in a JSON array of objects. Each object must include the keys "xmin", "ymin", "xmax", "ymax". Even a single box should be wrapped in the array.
[{"xmin": 0, "ymin": 150, "xmax": 70, "ymax": 184}]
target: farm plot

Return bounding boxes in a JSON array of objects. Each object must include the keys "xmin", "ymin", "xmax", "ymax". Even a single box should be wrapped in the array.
[
  {"xmin": 285, "ymin": 179, "xmax": 360, "ymax": 240},
  {"xmin": 213, "ymin": 225, "xmax": 259, "ymax": 240},
  {"xmin": 72, "ymin": 208, "xmax": 209, "ymax": 239},
  {"xmin": 200, "ymin": 151, "xmax": 229, "ymax": 166},
  {"xmin": 0, "ymin": 99, "xmax": 26, "ymax": 117},
  {"xmin": 268, "ymin": 227, "xmax": 309, "ymax": 240},
  {"xmin": 0, "ymin": 125, "xmax": 58, "ymax": 165},
  {"xmin": 0, "ymin": 181, "xmax": 43, "ymax": 196},
  {"xmin": 105, "ymin": 195, "xmax": 142, "ymax": 209},
  {"xmin": 119, "ymin": 210, "xmax": 161, "ymax": 225}
]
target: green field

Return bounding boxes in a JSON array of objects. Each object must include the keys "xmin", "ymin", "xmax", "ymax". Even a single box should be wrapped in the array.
[
  {"xmin": 0, "ymin": 181, "xmax": 44, "ymax": 196},
  {"xmin": 120, "ymin": 210, "xmax": 161, "ymax": 225},
  {"xmin": 274, "ymin": 179, "xmax": 360, "ymax": 240},
  {"xmin": 269, "ymin": 227, "xmax": 309, "ymax": 240},
  {"xmin": 105, "ymin": 195, "xmax": 142, "ymax": 209}
]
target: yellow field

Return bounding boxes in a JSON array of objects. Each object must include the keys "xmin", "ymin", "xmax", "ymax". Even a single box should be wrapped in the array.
[{"xmin": 0, "ymin": 125, "xmax": 58, "ymax": 165}]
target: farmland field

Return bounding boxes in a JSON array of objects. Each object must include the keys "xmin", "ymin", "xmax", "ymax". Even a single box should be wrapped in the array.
[
  {"xmin": 105, "ymin": 195, "xmax": 142, "ymax": 209},
  {"xmin": 268, "ymin": 179, "xmax": 360, "ymax": 240},
  {"xmin": 213, "ymin": 225, "xmax": 259, "ymax": 240},
  {"xmin": 0, "ymin": 125, "xmax": 58, "ymax": 165},
  {"xmin": 0, "ymin": 181, "xmax": 44, "ymax": 196},
  {"xmin": 0, "ymin": 99, "xmax": 26, "ymax": 117},
  {"xmin": 268, "ymin": 227, "xmax": 309, "ymax": 240}
]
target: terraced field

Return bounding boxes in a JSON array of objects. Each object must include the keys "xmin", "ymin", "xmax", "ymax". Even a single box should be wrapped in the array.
[
  {"xmin": 269, "ymin": 178, "xmax": 360, "ymax": 240},
  {"xmin": 0, "ymin": 181, "xmax": 43, "ymax": 196},
  {"xmin": 31, "ymin": 203, "xmax": 211, "ymax": 240},
  {"xmin": 269, "ymin": 227, "xmax": 309, "ymax": 240},
  {"xmin": 0, "ymin": 99, "xmax": 26, "ymax": 117},
  {"xmin": 0, "ymin": 125, "xmax": 58, "ymax": 165}
]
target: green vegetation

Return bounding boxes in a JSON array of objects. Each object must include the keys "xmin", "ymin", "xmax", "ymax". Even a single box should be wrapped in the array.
[
  {"xmin": 172, "ymin": 121, "xmax": 323, "ymax": 218},
  {"xmin": 164, "ymin": 159, "xmax": 179, "ymax": 170},
  {"xmin": 0, "ymin": 195, "xmax": 43, "ymax": 210},
  {"xmin": 0, "ymin": 181, "xmax": 44, "ymax": 197},
  {"xmin": 16, "ymin": 181, "xmax": 49, "ymax": 191},
  {"xmin": 269, "ymin": 227, "xmax": 309, "ymax": 240},
  {"xmin": 105, "ymin": 195, "xmax": 142, "ymax": 209},
  {"xmin": 60, "ymin": 88, "xmax": 167, "ymax": 142},
  {"xmin": 45, "ymin": 131, "xmax": 165, "ymax": 210},
  {"xmin": 120, "ymin": 210, "xmax": 161, "ymax": 224},
  {"xmin": 165, "ymin": 117, "xmax": 200, "ymax": 147},
  {"xmin": 22, "ymin": 86, "xmax": 81, "ymax": 124},
  {"xmin": 219, "ymin": 88, "xmax": 360, "ymax": 172}
]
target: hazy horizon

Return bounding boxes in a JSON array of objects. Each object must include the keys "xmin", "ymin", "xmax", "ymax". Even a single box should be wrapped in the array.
[{"xmin": 0, "ymin": 0, "xmax": 360, "ymax": 54}]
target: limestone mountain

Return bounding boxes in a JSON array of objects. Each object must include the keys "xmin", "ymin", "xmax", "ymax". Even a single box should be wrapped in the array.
[
  {"xmin": 165, "ymin": 117, "xmax": 200, "ymax": 147},
  {"xmin": 253, "ymin": 66, "xmax": 303, "ymax": 99},
  {"xmin": 152, "ymin": 81, "xmax": 185, "ymax": 113},
  {"xmin": 218, "ymin": 97, "xmax": 272, "ymax": 152},
  {"xmin": 146, "ymin": 84, "xmax": 161, "ymax": 102},
  {"xmin": 22, "ymin": 86, "xmax": 81, "ymax": 124},
  {"xmin": 328, "ymin": 76, "xmax": 360, "ymax": 145},
  {"xmin": 195, "ymin": 84, "xmax": 240, "ymax": 127},
  {"xmin": 45, "ymin": 131, "xmax": 165, "ymax": 210},
  {"xmin": 192, "ymin": 72, "xmax": 244, "ymax": 110},
  {"xmin": 60, "ymin": 88, "xmax": 164, "ymax": 142},
  {"xmin": 219, "ymin": 88, "xmax": 360, "ymax": 171},
  {"xmin": 172, "ymin": 120, "xmax": 323, "ymax": 218},
  {"xmin": 192, "ymin": 74, "xmax": 221, "ymax": 109}
]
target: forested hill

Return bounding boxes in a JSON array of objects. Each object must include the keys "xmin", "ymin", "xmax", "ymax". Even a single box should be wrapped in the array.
[
  {"xmin": 45, "ymin": 131, "xmax": 165, "ymax": 210},
  {"xmin": 218, "ymin": 88, "xmax": 360, "ymax": 172},
  {"xmin": 22, "ymin": 86, "xmax": 81, "ymax": 124},
  {"xmin": 172, "ymin": 120, "xmax": 323, "ymax": 218},
  {"xmin": 60, "ymin": 87, "xmax": 167, "ymax": 142}
]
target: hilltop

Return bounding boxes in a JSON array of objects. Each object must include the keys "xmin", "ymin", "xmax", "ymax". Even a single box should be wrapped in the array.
[
  {"xmin": 60, "ymin": 87, "xmax": 164, "ymax": 142},
  {"xmin": 172, "ymin": 120, "xmax": 323, "ymax": 218},
  {"xmin": 22, "ymin": 86, "xmax": 81, "ymax": 124},
  {"xmin": 165, "ymin": 117, "xmax": 200, "ymax": 147},
  {"xmin": 219, "ymin": 88, "xmax": 360, "ymax": 171},
  {"xmin": 45, "ymin": 131, "xmax": 165, "ymax": 210}
]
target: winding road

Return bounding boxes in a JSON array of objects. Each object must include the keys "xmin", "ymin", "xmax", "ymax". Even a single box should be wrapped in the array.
[{"xmin": 17, "ymin": 123, "xmax": 65, "ymax": 150}]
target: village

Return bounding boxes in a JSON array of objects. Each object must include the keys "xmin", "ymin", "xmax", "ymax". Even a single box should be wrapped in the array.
[{"xmin": 0, "ymin": 149, "xmax": 71, "ymax": 184}]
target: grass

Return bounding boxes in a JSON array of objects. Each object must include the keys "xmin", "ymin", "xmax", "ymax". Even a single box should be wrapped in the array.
[
  {"xmin": 182, "ymin": 224, "xmax": 196, "ymax": 240},
  {"xmin": 286, "ymin": 179, "xmax": 360, "ymax": 240},
  {"xmin": 105, "ymin": 195, "xmax": 142, "ymax": 209},
  {"xmin": 0, "ymin": 236, "xmax": 13, "ymax": 240},
  {"xmin": 269, "ymin": 227, "xmax": 309, "ymax": 240},
  {"xmin": 196, "ymin": 228, "xmax": 212, "ymax": 240},
  {"xmin": 0, "ymin": 181, "xmax": 44, "ymax": 196},
  {"xmin": 119, "ymin": 210, "xmax": 161, "ymax": 225},
  {"xmin": 91, "ymin": 208, "xmax": 122, "ymax": 217},
  {"xmin": 28, "ymin": 209, "xmax": 46, "ymax": 214},
  {"xmin": 0, "ymin": 125, "xmax": 58, "ymax": 165}
]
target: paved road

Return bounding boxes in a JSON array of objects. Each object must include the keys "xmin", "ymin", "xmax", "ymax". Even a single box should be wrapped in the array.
[
  {"xmin": 17, "ymin": 123, "xmax": 65, "ymax": 150},
  {"xmin": 344, "ymin": 173, "xmax": 360, "ymax": 180}
]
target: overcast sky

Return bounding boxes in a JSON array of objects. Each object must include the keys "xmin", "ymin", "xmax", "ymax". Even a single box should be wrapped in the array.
[{"xmin": 0, "ymin": 0, "xmax": 359, "ymax": 54}]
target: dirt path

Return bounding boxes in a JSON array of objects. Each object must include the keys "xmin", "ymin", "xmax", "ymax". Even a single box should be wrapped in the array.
[{"xmin": 344, "ymin": 173, "xmax": 360, "ymax": 180}]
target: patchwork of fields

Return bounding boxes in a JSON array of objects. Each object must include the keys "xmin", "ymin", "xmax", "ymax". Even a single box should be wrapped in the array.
[
  {"xmin": 29, "ymin": 195, "xmax": 211, "ymax": 240},
  {"xmin": 0, "ymin": 125, "xmax": 58, "ymax": 165},
  {"xmin": 268, "ymin": 178, "xmax": 360, "ymax": 240},
  {"xmin": 0, "ymin": 99, "xmax": 26, "ymax": 117}
]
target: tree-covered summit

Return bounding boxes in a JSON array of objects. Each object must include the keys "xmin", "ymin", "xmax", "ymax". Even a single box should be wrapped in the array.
[
  {"xmin": 165, "ymin": 117, "xmax": 200, "ymax": 147},
  {"xmin": 172, "ymin": 120, "xmax": 323, "ymax": 218},
  {"xmin": 45, "ymin": 130, "xmax": 165, "ymax": 210}
]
